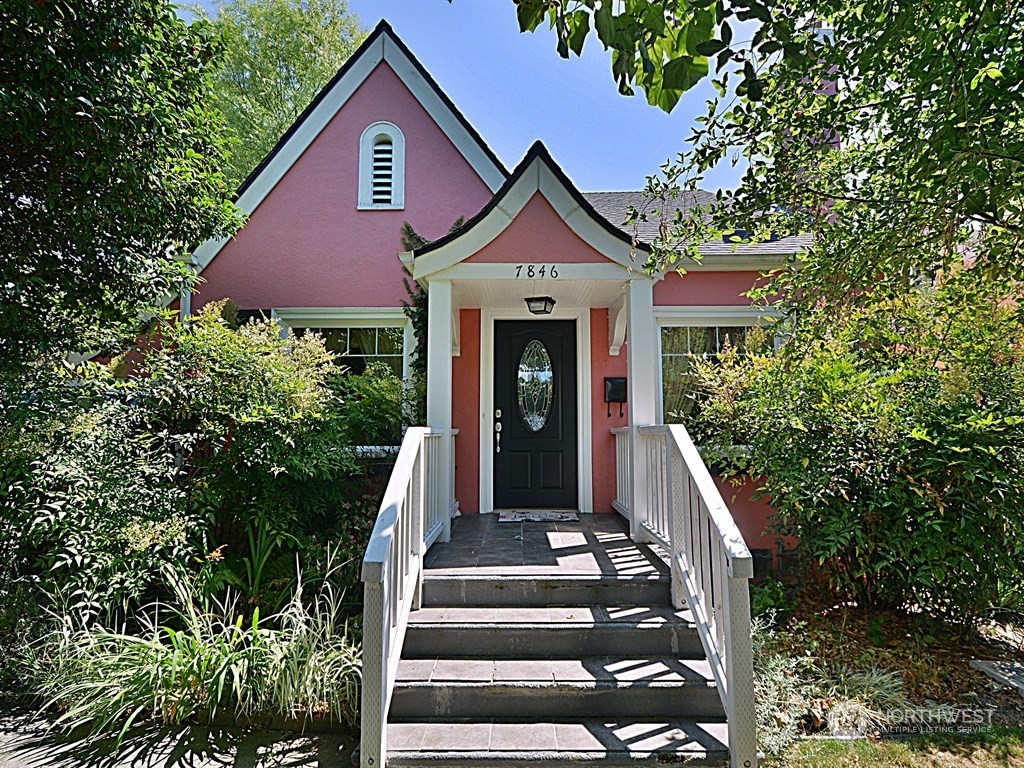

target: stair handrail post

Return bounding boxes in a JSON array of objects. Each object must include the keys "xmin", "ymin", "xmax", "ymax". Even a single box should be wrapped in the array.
[
  {"xmin": 360, "ymin": 575, "xmax": 387, "ymax": 768},
  {"xmin": 724, "ymin": 568, "xmax": 758, "ymax": 768},
  {"xmin": 361, "ymin": 426, "xmax": 441, "ymax": 768}
]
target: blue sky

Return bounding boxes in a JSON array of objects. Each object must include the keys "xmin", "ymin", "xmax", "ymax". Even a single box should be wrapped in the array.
[{"xmin": 193, "ymin": 0, "xmax": 744, "ymax": 192}]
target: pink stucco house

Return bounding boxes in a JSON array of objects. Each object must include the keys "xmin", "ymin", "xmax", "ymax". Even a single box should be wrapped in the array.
[
  {"xmin": 187, "ymin": 22, "xmax": 802, "ymax": 766},
  {"xmin": 187, "ymin": 21, "xmax": 793, "ymax": 549}
]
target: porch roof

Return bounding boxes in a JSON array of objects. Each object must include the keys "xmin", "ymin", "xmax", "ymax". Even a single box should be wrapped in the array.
[{"xmin": 407, "ymin": 142, "xmax": 650, "ymax": 283}]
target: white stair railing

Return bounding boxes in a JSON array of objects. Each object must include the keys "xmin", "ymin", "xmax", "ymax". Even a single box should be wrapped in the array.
[
  {"xmin": 627, "ymin": 424, "xmax": 758, "ymax": 768},
  {"xmin": 360, "ymin": 427, "xmax": 445, "ymax": 768},
  {"xmin": 610, "ymin": 426, "xmax": 631, "ymax": 518}
]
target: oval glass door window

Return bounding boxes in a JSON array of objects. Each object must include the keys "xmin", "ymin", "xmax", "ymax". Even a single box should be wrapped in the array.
[{"xmin": 517, "ymin": 340, "xmax": 553, "ymax": 432}]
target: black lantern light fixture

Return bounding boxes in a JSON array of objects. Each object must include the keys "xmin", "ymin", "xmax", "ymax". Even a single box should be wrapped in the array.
[{"xmin": 525, "ymin": 296, "xmax": 556, "ymax": 315}]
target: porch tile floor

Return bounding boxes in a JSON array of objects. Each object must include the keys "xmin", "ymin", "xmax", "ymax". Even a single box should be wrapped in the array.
[{"xmin": 423, "ymin": 512, "xmax": 669, "ymax": 577}]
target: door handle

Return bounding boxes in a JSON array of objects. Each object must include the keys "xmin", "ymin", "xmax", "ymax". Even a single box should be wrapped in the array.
[{"xmin": 495, "ymin": 409, "xmax": 502, "ymax": 453}]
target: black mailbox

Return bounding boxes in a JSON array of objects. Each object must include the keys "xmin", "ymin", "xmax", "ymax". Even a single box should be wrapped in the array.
[{"xmin": 604, "ymin": 377, "xmax": 627, "ymax": 417}]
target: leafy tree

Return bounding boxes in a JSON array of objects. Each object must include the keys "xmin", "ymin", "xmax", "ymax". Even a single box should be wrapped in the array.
[
  {"xmin": 194, "ymin": 0, "xmax": 365, "ymax": 188},
  {"xmin": 0, "ymin": 0, "xmax": 241, "ymax": 378},
  {"xmin": 515, "ymin": 1, "xmax": 1024, "ymax": 315}
]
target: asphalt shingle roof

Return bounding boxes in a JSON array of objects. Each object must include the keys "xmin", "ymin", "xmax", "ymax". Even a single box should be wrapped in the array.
[{"xmin": 582, "ymin": 190, "xmax": 812, "ymax": 258}]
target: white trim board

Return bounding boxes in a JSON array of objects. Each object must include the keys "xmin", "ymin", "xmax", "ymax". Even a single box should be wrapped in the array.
[
  {"xmin": 478, "ymin": 307, "xmax": 593, "ymax": 515},
  {"xmin": 192, "ymin": 27, "xmax": 506, "ymax": 275},
  {"xmin": 273, "ymin": 307, "xmax": 409, "ymax": 326},
  {"xmin": 654, "ymin": 305, "xmax": 781, "ymax": 326}
]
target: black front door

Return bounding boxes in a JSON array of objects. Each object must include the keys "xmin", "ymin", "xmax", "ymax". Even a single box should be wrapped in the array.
[{"xmin": 493, "ymin": 320, "xmax": 578, "ymax": 509}]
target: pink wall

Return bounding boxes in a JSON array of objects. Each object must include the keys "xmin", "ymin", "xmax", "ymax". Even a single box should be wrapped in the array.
[
  {"xmin": 452, "ymin": 309, "xmax": 481, "ymax": 513},
  {"xmin": 195, "ymin": 61, "xmax": 495, "ymax": 311},
  {"xmin": 715, "ymin": 477, "xmax": 791, "ymax": 555},
  {"xmin": 466, "ymin": 192, "xmax": 610, "ymax": 264},
  {"xmin": 590, "ymin": 309, "xmax": 628, "ymax": 512},
  {"xmin": 654, "ymin": 271, "xmax": 765, "ymax": 306}
]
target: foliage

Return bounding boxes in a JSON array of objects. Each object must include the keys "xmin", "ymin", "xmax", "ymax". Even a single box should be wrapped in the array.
[
  {"xmin": 509, "ymin": 0, "xmax": 726, "ymax": 112},
  {"xmin": 752, "ymin": 619, "xmax": 816, "ymax": 755},
  {"xmin": 337, "ymin": 362, "xmax": 407, "ymax": 447},
  {"xmin": 750, "ymin": 576, "xmax": 791, "ymax": 623},
  {"xmin": 30, "ymin": 560, "xmax": 360, "ymax": 745},
  {"xmin": 0, "ymin": 300, "xmax": 374, "ymax": 628},
  {"xmin": 1, "ymin": 367, "xmax": 197, "ymax": 625},
  {"xmin": 0, "ymin": 0, "xmax": 241, "ymax": 378},
  {"xmin": 770, "ymin": 729, "xmax": 1024, "ymax": 768},
  {"xmin": 194, "ymin": 0, "xmax": 365, "ymax": 188},
  {"xmin": 691, "ymin": 281, "xmax": 1024, "ymax": 626},
  {"xmin": 519, "ymin": 3, "xmax": 1023, "ymax": 312},
  {"xmin": 400, "ymin": 217, "xmax": 465, "ymax": 422}
]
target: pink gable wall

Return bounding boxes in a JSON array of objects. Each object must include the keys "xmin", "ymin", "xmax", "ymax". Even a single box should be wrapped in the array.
[
  {"xmin": 654, "ymin": 271, "xmax": 765, "ymax": 306},
  {"xmin": 465, "ymin": 192, "xmax": 611, "ymax": 264},
  {"xmin": 194, "ymin": 61, "xmax": 495, "ymax": 311}
]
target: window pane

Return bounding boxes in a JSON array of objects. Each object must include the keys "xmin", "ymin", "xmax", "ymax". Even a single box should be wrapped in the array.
[
  {"xmin": 292, "ymin": 325, "xmax": 404, "ymax": 377},
  {"xmin": 689, "ymin": 326, "xmax": 716, "ymax": 356},
  {"xmin": 297, "ymin": 327, "xmax": 348, "ymax": 355},
  {"xmin": 376, "ymin": 327, "xmax": 404, "ymax": 355},
  {"xmin": 661, "ymin": 354, "xmax": 699, "ymax": 423},
  {"xmin": 661, "ymin": 326, "xmax": 690, "ymax": 356},
  {"xmin": 717, "ymin": 326, "xmax": 748, "ymax": 353},
  {"xmin": 348, "ymin": 328, "xmax": 376, "ymax": 356}
]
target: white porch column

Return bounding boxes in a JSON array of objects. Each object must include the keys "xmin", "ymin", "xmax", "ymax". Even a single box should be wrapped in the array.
[
  {"xmin": 426, "ymin": 279, "xmax": 453, "ymax": 543},
  {"xmin": 627, "ymin": 277, "xmax": 658, "ymax": 542}
]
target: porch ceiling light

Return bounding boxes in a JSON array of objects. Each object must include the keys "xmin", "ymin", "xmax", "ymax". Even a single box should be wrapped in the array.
[{"xmin": 525, "ymin": 296, "xmax": 556, "ymax": 315}]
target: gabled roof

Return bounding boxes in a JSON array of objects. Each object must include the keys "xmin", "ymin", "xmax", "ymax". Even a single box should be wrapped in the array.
[
  {"xmin": 192, "ymin": 20, "xmax": 509, "ymax": 273},
  {"xmin": 411, "ymin": 141, "xmax": 649, "ymax": 279}
]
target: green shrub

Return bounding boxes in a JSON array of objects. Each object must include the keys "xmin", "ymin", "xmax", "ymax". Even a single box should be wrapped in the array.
[
  {"xmin": 693, "ymin": 280, "xmax": 1024, "ymax": 626},
  {"xmin": 337, "ymin": 361, "xmax": 407, "ymax": 447},
  {"xmin": 751, "ymin": 577, "xmax": 792, "ymax": 624}
]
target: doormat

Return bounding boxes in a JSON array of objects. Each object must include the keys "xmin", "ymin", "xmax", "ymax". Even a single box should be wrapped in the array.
[{"xmin": 498, "ymin": 511, "xmax": 579, "ymax": 523}]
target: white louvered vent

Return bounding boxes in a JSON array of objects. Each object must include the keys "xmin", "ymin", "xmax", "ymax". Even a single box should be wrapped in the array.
[
  {"xmin": 359, "ymin": 122, "xmax": 403, "ymax": 209},
  {"xmin": 372, "ymin": 136, "xmax": 394, "ymax": 205}
]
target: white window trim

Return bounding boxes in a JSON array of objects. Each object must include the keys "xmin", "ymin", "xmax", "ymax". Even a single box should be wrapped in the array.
[
  {"xmin": 358, "ymin": 121, "xmax": 405, "ymax": 210},
  {"xmin": 272, "ymin": 307, "xmax": 412, "ymax": 380},
  {"xmin": 654, "ymin": 305, "xmax": 780, "ymax": 424}
]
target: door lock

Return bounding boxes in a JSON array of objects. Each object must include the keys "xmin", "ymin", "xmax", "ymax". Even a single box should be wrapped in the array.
[{"xmin": 495, "ymin": 409, "xmax": 502, "ymax": 453}]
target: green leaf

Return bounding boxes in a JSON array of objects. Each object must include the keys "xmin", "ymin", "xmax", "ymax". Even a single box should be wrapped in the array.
[{"xmin": 695, "ymin": 39, "xmax": 726, "ymax": 56}]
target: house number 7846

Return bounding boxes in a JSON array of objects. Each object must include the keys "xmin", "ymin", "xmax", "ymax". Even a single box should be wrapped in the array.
[{"xmin": 515, "ymin": 264, "xmax": 559, "ymax": 279}]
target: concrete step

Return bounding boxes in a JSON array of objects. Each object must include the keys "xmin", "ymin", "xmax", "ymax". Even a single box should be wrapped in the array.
[
  {"xmin": 421, "ymin": 574, "xmax": 671, "ymax": 607},
  {"xmin": 389, "ymin": 677, "xmax": 725, "ymax": 720},
  {"xmin": 403, "ymin": 605, "xmax": 704, "ymax": 658},
  {"xmin": 386, "ymin": 718, "xmax": 730, "ymax": 767},
  {"xmin": 397, "ymin": 657, "xmax": 717, "ymax": 684}
]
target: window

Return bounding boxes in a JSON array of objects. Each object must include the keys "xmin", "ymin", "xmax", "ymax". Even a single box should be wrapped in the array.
[
  {"xmin": 274, "ymin": 308, "xmax": 410, "ymax": 379},
  {"xmin": 660, "ymin": 324, "xmax": 772, "ymax": 422},
  {"xmin": 358, "ymin": 122, "xmax": 405, "ymax": 209},
  {"xmin": 296, "ymin": 326, "xmax": 404, "ymax": 377}
]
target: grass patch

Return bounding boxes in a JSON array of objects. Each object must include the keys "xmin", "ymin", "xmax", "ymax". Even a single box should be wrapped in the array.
[{"xmin": 772, "ymin": 728, "xmax": 1024, "ymax": 767}]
